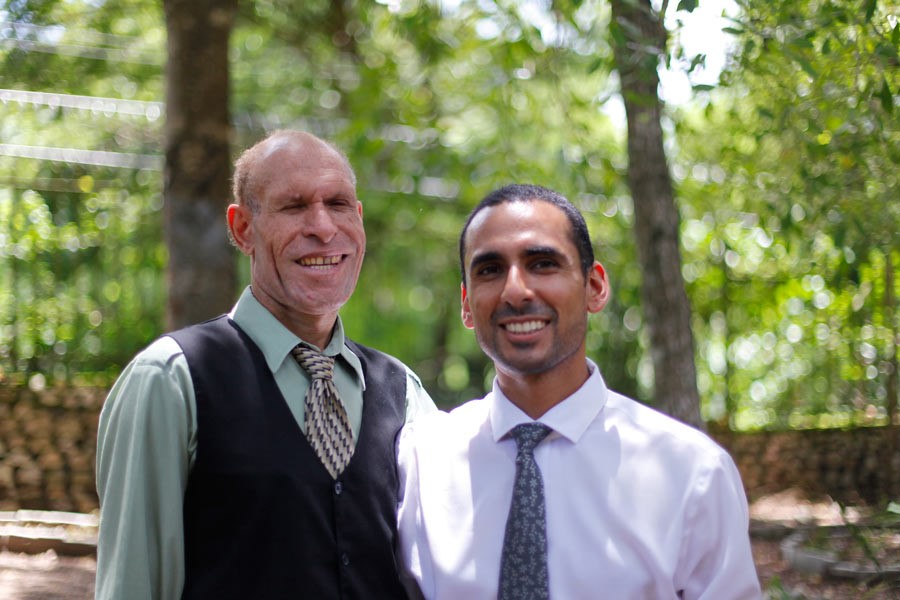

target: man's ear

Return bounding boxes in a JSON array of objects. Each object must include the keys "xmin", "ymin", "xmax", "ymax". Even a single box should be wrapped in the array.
[
  {"xmin": 460, "ymin": 283, "xmax": 475, "ymax": 329},
  {"xmin": 586, "ymin": 261, "xmax": 610, "ymax": 314},
  {"xmin": 227, "ymin": 204, "xmax": 253, "ymax": 256}
]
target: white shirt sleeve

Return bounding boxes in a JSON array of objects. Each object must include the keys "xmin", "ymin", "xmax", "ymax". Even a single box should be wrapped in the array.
[
  {"xmin": 676, "ymin": 452, "xmax": 761, "ymax": 599},
  {"xmin": 397, "ymin": 419, "xmax": 439, "ymax": 600},
  {"xmin": 403, "ymin": 365, "xmax": 438, "ymax": 424}
]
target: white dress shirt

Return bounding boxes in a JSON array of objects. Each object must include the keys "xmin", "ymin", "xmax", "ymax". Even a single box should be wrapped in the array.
[{"xmin": 397, "ymin": 360, "xmax": 761, "ymax": 600}]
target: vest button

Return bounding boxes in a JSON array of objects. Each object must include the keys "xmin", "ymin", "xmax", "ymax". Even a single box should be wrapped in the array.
[
  {"xmin": 334, "ymin": 481, "xmax": 343, "ymax": 495},
  {"xmin": 340, "ymin": 552, "xmax": 350, "ymax": 566}
]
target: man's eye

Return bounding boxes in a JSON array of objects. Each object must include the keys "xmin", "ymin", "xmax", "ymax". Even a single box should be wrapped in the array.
[
  {"xmin": 475, "ymin": 265, "xmax": 500, "ymax": 277},
  {"xmin": 328, "ymin": 198, "xmax": 352, "ymax": 209}
]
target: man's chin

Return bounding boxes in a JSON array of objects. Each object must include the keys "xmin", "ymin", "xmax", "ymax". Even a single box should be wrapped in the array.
[{"xmin": 494, "ymin": 354, "xmax": 556, "ymax": 377}]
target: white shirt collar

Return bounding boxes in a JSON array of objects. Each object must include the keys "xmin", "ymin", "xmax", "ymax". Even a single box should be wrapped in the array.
[{"xmin": 488, "ymin": 358, "xmax": 608, "ymax": 444}]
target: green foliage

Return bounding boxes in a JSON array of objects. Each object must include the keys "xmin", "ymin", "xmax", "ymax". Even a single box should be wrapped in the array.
[
  {"xmin": 1, "ymin": 0, "xmax": 166, "ymax": 387},
  {"xmin": 1, "ymin": 0, "xmax": 642, "ymax": 408},
  {"xmin": 1, "ymin": 0, "xmax": 896, "ymax": 426},
  {"xmin": 675, "ymin": 0, "xmax": 899, "ymax": 429}
]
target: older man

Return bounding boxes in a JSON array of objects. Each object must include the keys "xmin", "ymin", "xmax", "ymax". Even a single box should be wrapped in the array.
[{"xmin": 96, "ymin": 130, "xmax": 434, "ymax": 599}]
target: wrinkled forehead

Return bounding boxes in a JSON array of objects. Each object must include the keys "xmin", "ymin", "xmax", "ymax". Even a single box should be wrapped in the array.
[
  {"xmin": 260, "ymin": 134, "xmax": 332, "ymax": 162},
  {"xmin": 256, "ymin": 136, "xmax": 350, "ymax": 180}
]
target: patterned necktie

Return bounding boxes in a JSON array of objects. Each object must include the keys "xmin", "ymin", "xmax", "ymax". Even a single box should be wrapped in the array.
[
  {"xmin": 291, "ymin": 344, "xmax": 354, "ymax": 479},
  {"xmin": 498, "ymin": 422, "xmax": 553, "ymax": 600}
]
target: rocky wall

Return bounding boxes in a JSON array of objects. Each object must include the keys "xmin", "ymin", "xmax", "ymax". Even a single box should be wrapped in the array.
[
  {"xmin": 713, "ymin": 426, "xmax": 900, "ymax": 504},
  {"xmin": 1, "ymin": 385, "xmax": 898, "ymax": 512},
  {"xmin": 0, "ymin": 386, "xmax": 103, "ymax": 513}
]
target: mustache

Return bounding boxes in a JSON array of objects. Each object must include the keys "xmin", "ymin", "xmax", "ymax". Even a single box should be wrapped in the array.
[{"xmin": 491, "ymin": 305, "xmax": 555, "ymax": 323}]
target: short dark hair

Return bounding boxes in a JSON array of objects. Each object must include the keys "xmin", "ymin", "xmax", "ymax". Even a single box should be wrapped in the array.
[{"xmin": 458, "ymin": 184, "xmax": 594, "ymax": 285}]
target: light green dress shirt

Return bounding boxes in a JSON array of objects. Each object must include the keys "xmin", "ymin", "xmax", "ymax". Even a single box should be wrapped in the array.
[{"xmin": 94, "ymin": 287, "xmax": 436, "ymax": 600}]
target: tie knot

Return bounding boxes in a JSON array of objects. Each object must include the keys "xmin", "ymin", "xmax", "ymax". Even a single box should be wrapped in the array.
[
  {"xmin": 291, "ymin": 345, "xmax": 335, "ymax": 380},
  {"xmin": 508, "ymin": 423, "xmax": 552, "ymax": 454}
]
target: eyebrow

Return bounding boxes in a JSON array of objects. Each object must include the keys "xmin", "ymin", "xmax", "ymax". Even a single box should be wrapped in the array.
[
  {"xmin": 524, "ymin": 246, "xmax": 563, "ymax": 260},
  {"xmin": 468, "ymin": 245, "xmax": 565, "ymax": 271},
  {"xmin": 468, "ymin": 250, "xmax": 503, "ymax": 272}
]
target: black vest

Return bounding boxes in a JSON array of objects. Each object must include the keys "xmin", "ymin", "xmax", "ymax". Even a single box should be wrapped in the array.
[{"xmin": 169, "ymin": 316, "xmax": 408, "ymax": 599}]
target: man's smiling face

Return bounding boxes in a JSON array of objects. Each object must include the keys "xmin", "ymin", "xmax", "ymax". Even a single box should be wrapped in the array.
[
  {"xmin": 461, "ymin": 200, "xmax": 605, "ymax": 379},
  {"xmin": 233, "ymin": 135, "xmax": 366, "ymax": 326}
]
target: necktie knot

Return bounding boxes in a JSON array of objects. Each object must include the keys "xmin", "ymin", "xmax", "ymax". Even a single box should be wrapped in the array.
[
  {"xmin": 291, "ymin": 345, "xmax": 335, "ymax": 380},
  {"xmin": 509, "ymin": 422, "xmax": 552, "ymax": 455}
]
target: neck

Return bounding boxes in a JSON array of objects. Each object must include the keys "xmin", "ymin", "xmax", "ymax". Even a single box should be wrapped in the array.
[
  {"xmin": 251, "ymin": 288, "xmax": 338, "ymax": 350},
  {"xmin": 496, "ymin": 358, "xmax": 591, "ymax": 420},
  {"xmin": 284, "ymin": 314, "xmax": 337, "ymax": 350}
]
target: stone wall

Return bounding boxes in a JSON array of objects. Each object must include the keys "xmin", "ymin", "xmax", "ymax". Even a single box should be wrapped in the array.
[
  {"xmin": 1, "ymin": 385, "xmax": 898, "ymax": 511},
  {"xmin": 713, "ymin": 426, "xmax": 900, "ymax": 504},
  {"xmin": 0, "ymin": 386, "xmax": 103, "ymax": 513}
]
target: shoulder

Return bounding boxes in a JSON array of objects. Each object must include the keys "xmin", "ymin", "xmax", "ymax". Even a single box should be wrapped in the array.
[
  {"xmin": 403, "ymin": 397, "xmax": 489, "ymax": 450},
  {"xmin": 344, "ymin": 339, "xmax": 405, "ymax": 370},
  {"xmin": 166, "ymin": 315, "xmax": 239, "ymax": 352},
  {"xmin": 101, "ymin": 336, "xmax": 194, "ymax": 426},
  {"xmin": 603, "ymin": 391, "xmax": 730, "ymax": 463},
  {"xmin": 344, "ymin": 340, "xmax": 430, "ymax": 395},
  {"xmin": 128, "ymin": 335, "xmax": 188, "ymax": 373}
]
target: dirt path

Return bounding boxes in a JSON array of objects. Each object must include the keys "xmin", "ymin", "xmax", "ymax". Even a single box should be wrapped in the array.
[
  {"xmin": 3, "ymin": 488, "xmax": 900, "ymax": 599},
  {"xmin": 0, "ymin": 551, "xmax": 95, "ymax": 600}
]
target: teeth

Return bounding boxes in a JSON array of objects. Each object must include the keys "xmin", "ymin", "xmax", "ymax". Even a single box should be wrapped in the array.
[
  {"xmin": 505, "ymin": 320, "xmax": 545, "ymax": 333},
  {"xmin": 300, "ymin": 255, "xmax": 341, "ymax": 267}
]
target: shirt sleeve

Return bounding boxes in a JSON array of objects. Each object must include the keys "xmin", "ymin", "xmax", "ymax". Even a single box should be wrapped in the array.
[
  {"xmin": 402, "ymin": 365, "xmax": 438, "ymax": 424},
  {"xmin": 677, "ymin": 451, "xmax": 762, "ymax": 600},
  {"xmin": 396, "ymin": 420, "xmax": 434, "ymax": 600},
  {"xmin": 94, "ymin": 337, "xmax": 195, "ymax": 600}
]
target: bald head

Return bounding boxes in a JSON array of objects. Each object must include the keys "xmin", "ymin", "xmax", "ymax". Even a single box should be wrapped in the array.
[{"xmin": 232, "ymin": 130, "xmax": 356, "ymax": 213}]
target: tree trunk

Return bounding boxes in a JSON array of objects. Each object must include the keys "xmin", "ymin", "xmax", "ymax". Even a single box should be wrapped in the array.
[
  {"xmin": 609, "ymin": 0, "xmax": 703, "ymax": 428},
  {"xmin": 162, "ymin": 0, "xmax": 237, "ymax": 330}
]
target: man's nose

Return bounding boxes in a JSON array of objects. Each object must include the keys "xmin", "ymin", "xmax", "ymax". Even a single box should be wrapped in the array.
[
  {"xmin": 302, "ymin": 203, "xmax": 338, "ymax": 242},
  {"xmin": 500, "ymin": 266, "xmax": 533, "ymax": 306}
]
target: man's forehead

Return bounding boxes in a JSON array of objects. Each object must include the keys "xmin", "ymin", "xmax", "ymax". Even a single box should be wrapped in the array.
[
  {"xmin": 465, "ymin": 201, "xmax": 575, "ymax": 262},
  {"xmin": 261, "ymin": 135, "xmax": 332, "ymax": 162},
  {"xmin": 467, "ymin": 201, "xmax": 566, "ymax": 243}
]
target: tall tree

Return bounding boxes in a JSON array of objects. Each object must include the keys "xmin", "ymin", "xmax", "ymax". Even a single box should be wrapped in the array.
[
  {"xmin": 609, "ymin": 0, "xmax": 703, "ymax": 428},
  {"xmin": 162, "ymin": 0, "xmax": 237, "ymax": 329}
]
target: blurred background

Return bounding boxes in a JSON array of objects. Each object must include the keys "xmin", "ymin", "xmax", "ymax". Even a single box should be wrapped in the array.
[{"xmin": 0, "ymin": 0, "xmax": 897, "ymax": 514}]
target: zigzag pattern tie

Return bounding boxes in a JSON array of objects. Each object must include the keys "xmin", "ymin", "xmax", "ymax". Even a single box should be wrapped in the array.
[
  {"xmin": 498, "ymin": 422, "xmax": 553, "ymax": 600},
  {"xmin": 291, "ymin": 344, "xmax": 354, "ymax": 479}
]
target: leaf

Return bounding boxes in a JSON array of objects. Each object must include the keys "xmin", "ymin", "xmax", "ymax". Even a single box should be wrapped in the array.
[
  {"xmin": 878, "ymin": 77, "xmax": 893, "ymax": 115},
  {"xmin": 791, "ymin": 36, "xmax": 814, "ymax": 50},
  {"xmin": 588, "ymin": 56, "xmax": 606, "ymax": 74},
  {"xmin": 677, "ymin": 0, "xmax": 699, "ymax": 12},
  {"xmin": 687, "ymin": 53, "xmax": 707, "ymax": 74},
  {"xmin": 864, "ymin": 0, "xmax": 877, "ymax": 22},
  {"xmin": 875, "ymin": 41, "xmax": 899, "ymax": 62},
  {"xmin": 795, "ymin": 55, "xmax": 817, "ymax": 77}
]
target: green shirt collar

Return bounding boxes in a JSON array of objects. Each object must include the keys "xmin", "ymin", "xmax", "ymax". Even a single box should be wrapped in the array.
[{"xmin": 230, "ymin": 286, "xmax": 365, "ymax": 388}]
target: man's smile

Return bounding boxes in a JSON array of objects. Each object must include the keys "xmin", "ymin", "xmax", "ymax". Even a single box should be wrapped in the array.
[
  {"xmin": 298, "ymin": 254, "xmax": 344, "ymax": 269},
  {"xmin": 502, "ymin": 320, "xmax": 548, "ymax": 334}
]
